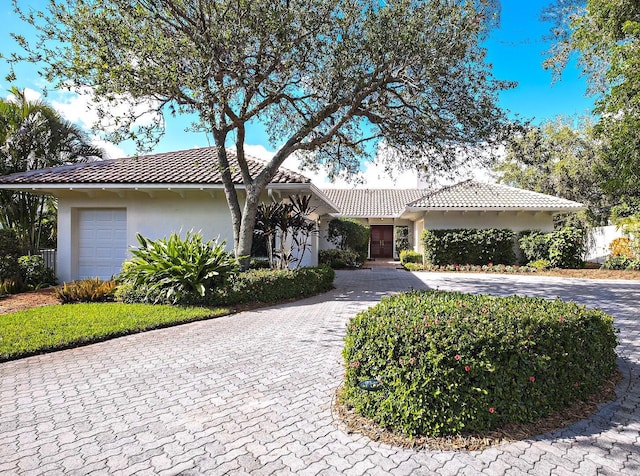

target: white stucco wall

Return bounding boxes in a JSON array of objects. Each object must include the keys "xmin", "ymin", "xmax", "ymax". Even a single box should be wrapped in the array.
[
  {"xmin": 585, "ymin": 225, "xmax": 624, "ymax": 263},
  {"xmin": 421, "ymin": 210, "xmax": 555, "ymax": 233},
  {"xmin": 56, "ymin": 190, "xmax": 237, "ymax": 282}
]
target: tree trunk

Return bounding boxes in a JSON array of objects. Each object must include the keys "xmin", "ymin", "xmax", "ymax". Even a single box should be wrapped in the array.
[
  {"xmin": 212, "ymin": 131, "xmax": 244, "ymax": 254},
  {"xmin": 236, "ymin": 188, "xmax": 260, "ymax": 270}
]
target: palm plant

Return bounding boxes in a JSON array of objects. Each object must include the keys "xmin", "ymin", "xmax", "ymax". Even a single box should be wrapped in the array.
[{"xmin": 0, "ymin": 87, "xmax": 103, "ymax": 253}]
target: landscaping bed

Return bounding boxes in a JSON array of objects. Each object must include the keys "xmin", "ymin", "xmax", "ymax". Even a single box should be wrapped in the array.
[{"xmin": 340, "ymin": 289, "xmax": 619, "ymax": 448}]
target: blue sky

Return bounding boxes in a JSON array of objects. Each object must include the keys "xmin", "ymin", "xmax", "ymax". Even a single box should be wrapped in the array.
[{"xmin": 0, "ymin": 1, "xmax": 594, "ymax": 185}]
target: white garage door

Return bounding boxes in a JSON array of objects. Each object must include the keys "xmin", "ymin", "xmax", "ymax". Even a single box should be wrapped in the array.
[{"xmin": 78, "ymin": 209, "xmax": 127, "ymax": 280}]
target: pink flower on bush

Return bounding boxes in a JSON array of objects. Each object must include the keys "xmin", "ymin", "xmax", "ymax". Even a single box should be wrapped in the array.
[
  {"xmin": 464, "ymin": 365, "xmax": 471, "ymax": 372},
  {"xmin": 573, "ymin": 381, "xmax": 579, "ymax": 388},
  {"xmin": 559, "ymin": 316, "xmax": 565, "ymax": 323},
  {"xmin": 455, "ymin": 354, "xmax": 461, "ymax": 361},
  {"xmin": 349, "ymin": 361, "xmax": 360, "ymax": 368},
  {"xmin": 409, "ymin": 357, "xmax": 416, "ymax": 365},
  {"xmin": 529, "ymin": 376, "xmax": 536, "ymax": 383},
  {"xmin": 489, "ymin": 407, "xmax": 495, "ymax": 413}
]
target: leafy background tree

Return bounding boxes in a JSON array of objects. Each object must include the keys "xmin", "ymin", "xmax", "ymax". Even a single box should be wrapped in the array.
[
  {"xmin": 545, "ymin": 0, "xmax": 640, "ymax": 206},
  {"xmin": 0, "ymin": 87, "xmax": 103, "ymax": 253},
  {"xmin": 9, "ymin": 0, "xmax": 514, "ymax": 267},
  {"xmin": 495, "ymin": 116, "xmax": 612, "ymax": 226}
]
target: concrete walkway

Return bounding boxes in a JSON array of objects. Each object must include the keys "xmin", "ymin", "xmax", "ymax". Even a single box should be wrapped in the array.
[{"xmin": 0, "ymin": 269, "xmax": 639, "ymax": 475}]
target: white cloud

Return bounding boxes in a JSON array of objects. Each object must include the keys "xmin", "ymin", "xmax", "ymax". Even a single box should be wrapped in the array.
[
  {"xmin": 51, "ymin": 87, "xmax": 161, "ymax": 133},
  {"xmin": 5, "ymin": 87, "xmax": 43, "ymax": 103},
  {"xmin": 249, "ymin": 142, "xmax": 500, "ymax": 190},
  {"xmin": 91, "ymin": 137, "xmax": 126, "ymax": 160}
]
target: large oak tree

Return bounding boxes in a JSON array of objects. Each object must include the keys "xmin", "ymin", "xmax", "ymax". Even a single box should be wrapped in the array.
[{"xmin": 9, "ymin": 0, "xmax": 514, "ymax": 264}]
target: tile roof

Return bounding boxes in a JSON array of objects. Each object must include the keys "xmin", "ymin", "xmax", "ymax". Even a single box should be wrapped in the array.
[
  {"xmin": 408, "ymin": 180, "xmax": 584, "ymax": 211},
  {"xmin": 321, "ymin": 188, "xmax": 426, "ymax": 217},
  {"xmin": 0, "ymin": 147, "xmax": 310, "ymax": 185}
]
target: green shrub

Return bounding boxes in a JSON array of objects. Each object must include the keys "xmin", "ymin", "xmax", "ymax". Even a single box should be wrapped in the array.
[
  {"xmin": 117, "ymin": 231, "xmax": 239, "ymax": 304},
  {"xmin": 319, "ymin": 249, "xmax": 362, "ymax": 269},
  {"xmin": 399, "ymin": 250, "xmax": 422, "ymax": 265},
  {"xmin": 249, "ymin": 257, "xmax": 271, "ymax": 269},
  {"xmin": 395, "ymin": 226, "xmax": 410, "ymax": 254},
  {"xmin": 601, "ymin": 256, "xmax": 631, "ymax": 270},
  {"xmin": 421, "ymin": 229, "xmax": 516, "ymax": 265},
  {"xmin": 519, "ymin": 228, "xmax": 585, "ymax": 269},
  {"xmin": 327, "ymin": 218, "xmax": 370, "ymax": 261},
  {"xmin": 341, "ymin": 290, "xmax": 617, "ymax": 437},
  {"xmin": 548, "ymin": 227, "xmax": 585, "ymax": 269},
  {"xmin": 0, "ymin": 276, "xmax": 25, "ymax": 296},
  {"xmin": 215, "ymin": 266, "xmax": 335, "ymax": 305},
  {"xmin": 527, "ymin": 259, "xmax": 552, "ymax": 270},
  {"xmin": 0, "ymin": 229, "xmax": 22, "ymax": 282},
  {"xmin": 55, "ymin": 278, "xmax": 117, "ymax": 303},
  {"xmin": 403, "ymin": 262, "xmax": 424, "ymax": 271},
  {"xmin": 18, "ymin": 255, "xmax": 57, "ymax": 289},
  {"xmin": 116, "ymin": 266, "xmax": 335, "ymax": 306},
  {"xmin": 627, "ymin": 260, "xmax": 640, "ymax": 271},
  {"xmin": 601, "ymin": 256, "xmax": 640, "ymax": 270},
  {"xmin": 421, "ymin": 263, "xmax": 537, "ymax": 273},
  {"xmin": 518, "ymin": 231, "xmax": 550, "ymax": 263}
]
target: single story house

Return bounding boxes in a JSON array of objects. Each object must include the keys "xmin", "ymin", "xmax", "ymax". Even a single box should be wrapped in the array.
[
  {"xmin": 319, "ymin": 180, "xmax": 584, "ymax": 259},
  {"xmin": 0, "ymin": 147, "xmax": 583, "ymax": 281},
  {"xmin": 0, "ymin": 147, "xmax": 339, "ymax": 281}
]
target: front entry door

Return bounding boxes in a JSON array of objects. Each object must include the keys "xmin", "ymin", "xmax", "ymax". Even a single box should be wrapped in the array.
[{"xmin": 370, "ymin": 225, "xmax": 394, "ymax": 258}]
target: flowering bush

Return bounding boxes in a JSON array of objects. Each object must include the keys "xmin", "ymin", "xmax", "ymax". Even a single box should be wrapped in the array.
[
  {"xmin": 408, "ymin": 263, "xmax": 538, "ymax": 273},
  {"xmin": 608, "ymin": 237, "xmax": 635, "ymax": 258},
  {"xmin": 341, "ymin": 290, "xmax": 617, "ymax": 437}
]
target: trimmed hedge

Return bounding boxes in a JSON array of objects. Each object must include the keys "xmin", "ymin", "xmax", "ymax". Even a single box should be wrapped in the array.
[
  {"xmin": 319, "ymin": 249, "xmax": 362, "ymax": 269},
  {"xmin": 341, "ymin": 290, "xmax": 617, "ymax": 437},
  {"xmin": 215, "ymin": 266, "xmax": 335, "ymax": 305},
  {"xmin": 518, "ymin": 227, "xmax": 585, "ymax": 269},
  {"xmin": 399, "ymin": 250, "xmax": 422, "ymax": 265},
  {"xmin": 117, "ymin": 266, "xmax": 335, "ymax": 306},
  {"xmin": 421, "ymin": 229, "xmax": 516, "ymax": 265}
]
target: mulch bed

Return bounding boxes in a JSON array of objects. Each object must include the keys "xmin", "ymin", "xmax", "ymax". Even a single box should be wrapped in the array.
[
  {"xmin": 333, "ymin": 370, "xmax": 622, "ymax": 451},
  {"xmin": 0, "ymin": 287, "xmax": 60, "ymax": 315}
]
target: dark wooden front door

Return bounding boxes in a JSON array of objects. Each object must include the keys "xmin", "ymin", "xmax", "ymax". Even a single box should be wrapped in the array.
[{"xmin": 370, "ymin": 225, "xmax": 394, "ymax": 258}]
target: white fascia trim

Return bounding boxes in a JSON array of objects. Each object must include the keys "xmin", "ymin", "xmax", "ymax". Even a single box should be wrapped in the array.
[{"xmin": 406, "ymin": 206, "xmax": 585, "ymax": 212}]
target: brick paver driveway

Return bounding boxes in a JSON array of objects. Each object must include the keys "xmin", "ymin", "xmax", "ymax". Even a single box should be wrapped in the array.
[{"xmin": 1, "ymin": 269, "xmax": 639, "ymax": 475}]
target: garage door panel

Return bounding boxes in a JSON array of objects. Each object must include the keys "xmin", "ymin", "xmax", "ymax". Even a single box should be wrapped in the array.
[{"xmin": 77, "ymin": 209, "xmax": 127, "ymax": 280}]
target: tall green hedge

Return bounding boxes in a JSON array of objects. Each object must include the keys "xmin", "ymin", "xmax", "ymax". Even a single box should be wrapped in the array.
[
  {"xmin": 421, "ymin": 229, "xmax": 516, "ymax": 265},
  {"xmin": 518, "ymin": 227, "xmax": 585, "ymax": 268}
]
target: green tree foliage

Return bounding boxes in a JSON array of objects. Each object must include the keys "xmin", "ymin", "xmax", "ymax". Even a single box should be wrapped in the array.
[
  {"xmin": 327, "ymin": 218, "xmax": 370, "ymax": 261},
  {"xmin": 495, "ymin": 117, "xmax": 611, "ymax": 225},
  {"xmin": 254, "ymin": 195, "xmax": 318, "ymax": 270},
  {"xmin": 9, "ymin": 0, "xmax": 514, "ymax": 266},
  {"xmin": 544, "ymin": 0, "xmax": 640, "ymax": 203},
  {"xmin": 0, "ymin": 87, "xmax": 103, "ymax": 252}
]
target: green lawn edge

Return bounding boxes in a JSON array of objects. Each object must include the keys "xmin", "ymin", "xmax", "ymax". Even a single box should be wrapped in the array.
[{"xmin": 0, "ymin": 303, "xmax": 231, "ymax": 363}]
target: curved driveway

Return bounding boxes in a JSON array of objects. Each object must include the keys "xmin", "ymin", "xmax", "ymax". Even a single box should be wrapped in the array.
[{"xmin": 0, "ymin": 269, "xmax": 639, "ymax": 475}]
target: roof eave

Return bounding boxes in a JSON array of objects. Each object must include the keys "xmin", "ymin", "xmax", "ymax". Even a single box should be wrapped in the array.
[{"xmin": 407, "ymin": 206, "xmax": 585, "ymax": 212}]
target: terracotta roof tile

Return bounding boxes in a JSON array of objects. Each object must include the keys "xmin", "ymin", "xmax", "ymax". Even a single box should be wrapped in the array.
[
  {"xmin": 0, "ymin": 147, "xmax": 310, "ymax": 185},
  {"xmin": 321, "ymin": 189, "xmax": 426, "ymax": 217},
  {"xmin": 408, "ymin": 180, "xmax": 583, "ymax": 210}
]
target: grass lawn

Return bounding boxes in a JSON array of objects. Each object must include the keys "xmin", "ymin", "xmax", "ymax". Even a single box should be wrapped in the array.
[{"xmin": 0, "ymin": 303, "xmax": 230, "ymax": 362}]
